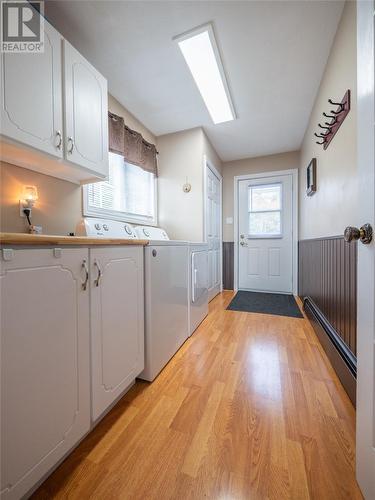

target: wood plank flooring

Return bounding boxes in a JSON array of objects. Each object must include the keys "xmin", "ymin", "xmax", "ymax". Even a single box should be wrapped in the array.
[{"xmin": 33, "ymin": 291, "xmax": 362, "ymax": 500}]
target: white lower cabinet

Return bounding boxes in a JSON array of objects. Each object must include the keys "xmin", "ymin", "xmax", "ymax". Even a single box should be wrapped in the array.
[
  {"xmin": 0, "ymin": 248, "xmax": 91, "ymax": 500},
  {"xmin": 0, "ymin": 245, "xmax": 145, "ymax": 499},
  {"xmin": 90, "ymin": 246, "xmax": 144, "ymax": 421}
]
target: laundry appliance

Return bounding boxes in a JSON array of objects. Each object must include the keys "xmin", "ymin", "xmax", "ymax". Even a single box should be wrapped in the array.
[
  {"xmin": 134, "ymin": 226, "xmax": 190, "ymax": 382},
  {"xmin": 189, "ymin": 242, "xmax": 209, "ymax": 335}
]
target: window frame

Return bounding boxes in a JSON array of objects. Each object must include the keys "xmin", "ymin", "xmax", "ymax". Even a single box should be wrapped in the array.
[
  {"xmin": 82, "ymin": 157, "xmax": 158, "ymax": 226},
  {"xmin": 247, "ymin": 182, "xmax": 283, "ymax": 239}
]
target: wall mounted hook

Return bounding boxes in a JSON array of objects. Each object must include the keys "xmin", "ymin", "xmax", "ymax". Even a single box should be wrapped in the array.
[
  {"xmin": 318, "ymin": 123, "xmax": 331, "ymax": 131},
  {"xmin": 328, "ymin": 99, "xmax": 345, "ymax": 114},
  {"xmin": 323, "ymin": 112, "xmax": 337, "ymax": 120}
]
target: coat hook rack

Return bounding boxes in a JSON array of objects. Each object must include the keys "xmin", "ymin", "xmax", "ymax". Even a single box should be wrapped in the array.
[{"xmin": 314, "ymin": 89, "xmax": 350, "ymax": 150}]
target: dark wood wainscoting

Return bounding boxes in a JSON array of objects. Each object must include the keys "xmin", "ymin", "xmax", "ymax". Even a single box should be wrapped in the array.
[
  {"xmin": 223, "ymin": 242, "xmax": 234, "ymax": 290},
  {"xmin": 299, "ymin": 236, "xmax": 357, "ymax": 404}
]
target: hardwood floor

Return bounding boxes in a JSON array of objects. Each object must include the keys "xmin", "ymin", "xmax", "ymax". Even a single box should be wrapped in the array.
[{"xmin": 33, "ymin": 291, "xmax": 362, "ymax": 500}]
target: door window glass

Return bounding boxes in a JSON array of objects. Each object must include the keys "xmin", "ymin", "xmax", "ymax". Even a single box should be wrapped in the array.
[{"xmin": 248, "ymin": 184, "xmax": 282, "ymax": 237}]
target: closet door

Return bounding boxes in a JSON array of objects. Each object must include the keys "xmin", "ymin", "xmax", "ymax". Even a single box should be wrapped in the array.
[
  {"xmin": 0, "ymin": 18, "xmax": 63, "ymax": 158},
  {"xmin": 205, "ymin": 163, "xmax": 222, "ymax": 301},
  {"xmin": 63, "ymin": 40, "xmax": 108, "ymax": 178}
]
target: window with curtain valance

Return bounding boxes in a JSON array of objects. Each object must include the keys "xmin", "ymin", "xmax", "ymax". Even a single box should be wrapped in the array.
[
  {"xmin": 108, "ymin": 111, "xmax": 158, "ymax": 177},
  {"xmin": 83, "ymin": 112, "xmax": 158, "ymax": 225}
]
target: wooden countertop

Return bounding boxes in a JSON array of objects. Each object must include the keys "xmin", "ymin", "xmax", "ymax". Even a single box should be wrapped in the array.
[{"xmin": 0, "ymin": 232, "xmax": 149, "ymax": 246}]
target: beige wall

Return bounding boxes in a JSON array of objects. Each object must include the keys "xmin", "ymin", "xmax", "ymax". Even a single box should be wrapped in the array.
[
  {"xmin": 0, "ymin": 161, "xmax": 82, "ymax": 235},
  {"xmin": 222, "ymin": 151, "xmax": 300, "ymax": 241},
  {"xmin": 299, "ymin": 0, "xmax": 357, "ymax": 240},
  {"xmin": 157, "ymin": 127, "xmax": 222, "ymax": 241},
  {"xmin": 0, "ymin": 95, "xmax": 156, "ymax": 234},
  {"xmin": 157, "ymin": 128, "xmax": 203, "ymax": 241},
  {"xmin": 202, "ymin": 131, "xmax": 222, "ymax": 175}
]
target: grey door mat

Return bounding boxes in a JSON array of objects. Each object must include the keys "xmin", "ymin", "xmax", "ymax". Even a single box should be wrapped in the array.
[{"xmin": 227, "ymin": 291, "xmax": 304, "ymax": 318}]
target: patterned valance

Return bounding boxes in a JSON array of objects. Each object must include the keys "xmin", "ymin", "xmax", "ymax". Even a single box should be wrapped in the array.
[{"xmin": 108, "ymin": 111, "xmax": 158, "ymax": 176}]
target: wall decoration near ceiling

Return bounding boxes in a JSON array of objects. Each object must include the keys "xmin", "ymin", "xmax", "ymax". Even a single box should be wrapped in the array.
[
  {"xmin": 306, "ymin": 158, "xmax": 317, "ymax": 196},
  {"xmin": 314, "ymin": 89, "xmax": 351, "ymax": 149}
]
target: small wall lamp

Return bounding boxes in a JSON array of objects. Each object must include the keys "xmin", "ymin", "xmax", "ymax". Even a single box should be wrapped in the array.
[
  {"xmin": 21, "ymin": 185, "xmax": 38, "ymax": 206},
  {"xmin": 19, "ymin": 185, "xmax": 38, "ymax": 223}
]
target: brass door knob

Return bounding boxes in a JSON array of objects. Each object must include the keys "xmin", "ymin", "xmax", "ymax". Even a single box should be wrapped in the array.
[{"xmin": 344, "ymin": 223, "xmax": 373, "ymax": 244}]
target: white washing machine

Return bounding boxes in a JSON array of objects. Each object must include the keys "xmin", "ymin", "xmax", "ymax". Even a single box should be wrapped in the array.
[
  {"xmin": 135, "ymin": 226, "xmax": 189, "ymax": 382},
  {"xmin": 75, "ymin": 217, "xmax": 138, "ymax": 238},
  {"xmin": 189, "ymin": 243, "xmax": 209, "ymax": 335}
]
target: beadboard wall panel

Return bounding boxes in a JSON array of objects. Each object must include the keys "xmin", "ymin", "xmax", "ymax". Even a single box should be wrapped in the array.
[
  {"xmin": 223, "ymin": 242, "xmax": 234, "ymax": 290},
  {"xmin": 299, "ymin": 236, "xmax": 357, "ymax": 355}
]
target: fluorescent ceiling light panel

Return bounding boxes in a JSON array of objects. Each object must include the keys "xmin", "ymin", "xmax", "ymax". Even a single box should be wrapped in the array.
[{"xmin": 175, "ymin": 24, "xmax": 235, "ymax": 124}]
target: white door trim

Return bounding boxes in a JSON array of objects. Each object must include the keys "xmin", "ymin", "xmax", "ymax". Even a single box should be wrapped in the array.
[
  {"xmin": 203, "ymin": 154, "xmax": 223, "ymax": 294},
  {"xmin": 233, "ymin": 168, "xmax": 298, "ymax": 294}
]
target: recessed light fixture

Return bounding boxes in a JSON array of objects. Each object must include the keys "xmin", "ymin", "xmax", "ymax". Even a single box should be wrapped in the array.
[{"xmin": 175, "ymin": 23, "xmax": 235, "ymax": 125}]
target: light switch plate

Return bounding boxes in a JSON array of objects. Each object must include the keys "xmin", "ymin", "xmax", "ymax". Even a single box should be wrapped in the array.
[{"xmin": 226, "ymin": 217, "xmax": 233, "ymax": 224}]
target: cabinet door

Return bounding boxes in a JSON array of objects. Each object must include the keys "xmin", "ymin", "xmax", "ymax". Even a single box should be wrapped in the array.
[
  {"xmin": 63, "ymin": 41, "xmax": 109, "ymax": 178},
  {"xmin": 90, "ymin": 246, "xmax": 144, "ymax": 421},
  {"xmin": 0, "ymin": 19, "xmax": 63, "ymax": 158},
  {"xmin": 0, "ymin": 248, "xmax": 90, "ymax": 500}
]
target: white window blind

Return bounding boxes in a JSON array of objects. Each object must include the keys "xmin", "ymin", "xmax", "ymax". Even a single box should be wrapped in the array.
[{"xmin": 84, "ymin": 152, "xmax": 157, "ymax": 224}]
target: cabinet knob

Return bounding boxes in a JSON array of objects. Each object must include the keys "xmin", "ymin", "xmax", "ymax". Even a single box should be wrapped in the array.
[{"xmin": 67, "ymin": 136, "xmax": 75, "ymax": 154}]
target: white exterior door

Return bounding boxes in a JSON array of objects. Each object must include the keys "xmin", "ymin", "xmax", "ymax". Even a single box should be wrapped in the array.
[
  {"xmin": 238, "ymin": 174, "xmax": 293, "ymax": 293},
  {"xmin": 356, "ymin": 1, "xmax": 375, "ymax": 498},
  {"xmin": 63, "ymin": 40, "xmax": 108, "ymax": 178},
  {"xmin": 205, "ymin": 164, "xmax": 222, "ymax": 301},
  {"xmin": 90, "ymin": 247, "xmax": 144, "ymax": 421},
  {"xmin": 0, "ymin": 19, "xmax": 63, "ymax": 158},
  {"xmin": 0, "ymin": 248, "xmax": 90, "ymax": 500}
]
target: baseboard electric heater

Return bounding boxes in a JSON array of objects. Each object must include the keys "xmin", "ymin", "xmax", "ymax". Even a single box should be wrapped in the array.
[{"xmin": 303, "ymin": 296, "xmax": 356, "ymax": 405}]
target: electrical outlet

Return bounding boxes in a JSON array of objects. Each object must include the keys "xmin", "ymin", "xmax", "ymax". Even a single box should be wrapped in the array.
[{"xmin": 19, "ymin": 201, "xmax": 32, "ymax": 217}]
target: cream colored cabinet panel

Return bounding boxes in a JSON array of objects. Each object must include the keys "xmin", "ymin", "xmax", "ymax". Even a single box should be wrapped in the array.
[
  {"xmin": 63, "ymin": 41, "xmax": 108, "ymax": 178},
  {"xmin": 0, "ymin": 20, "xmax": 63, "ymax": 158},
  {"xmin": 90, "ymin": 247, "xmax": 144, "ymax": 421},
  {"xmin": 0, "ymin": 248, "xmax": 90, "ymax": 500}
]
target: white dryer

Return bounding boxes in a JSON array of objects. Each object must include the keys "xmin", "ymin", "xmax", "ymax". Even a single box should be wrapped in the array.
[
  {"xmin": 189, "ymin": 243, "xmax": 209, "ymax": 335},
  {"xmin": 134, "ymin": 226, "xmax": 189, "ymax": 382}
]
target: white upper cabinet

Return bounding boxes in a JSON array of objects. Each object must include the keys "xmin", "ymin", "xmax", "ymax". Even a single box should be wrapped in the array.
[
  {"xmin": 0, "ymin": 20, "xmax": 63, "ymax": 159},
  {"xmin": 0, "ymin": 248, "xmax": 91, "ymax": 500},
  {"xmin": 0, "ymin": 10, "xmax": 108, "ymax": 184},
  {"xmin": 90, "ymin": 246, "xmax": 144, "ymax": 421},
  {"xmin": 63, "ymin": 41, "xmax": 109, "ymax": 178}
]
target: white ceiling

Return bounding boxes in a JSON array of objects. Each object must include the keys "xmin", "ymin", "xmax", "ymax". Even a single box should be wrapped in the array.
[{"xmin": 45, "ymin": 0, "xmax": 344, "ymax": 162}]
